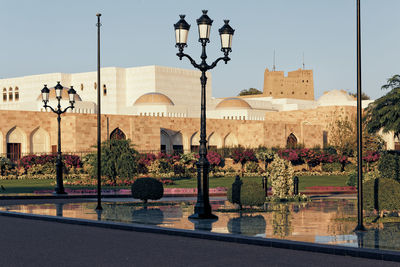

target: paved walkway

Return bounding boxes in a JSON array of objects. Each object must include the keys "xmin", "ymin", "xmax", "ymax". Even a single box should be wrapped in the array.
[{"xmin": 0, "ymin": 199, "xmax": 397, "ymax": 267}]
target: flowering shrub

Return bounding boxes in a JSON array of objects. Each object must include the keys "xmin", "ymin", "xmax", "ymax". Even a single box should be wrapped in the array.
[
  {"xmin": 363, "ymin": 151, "xmax": 380, "ymax": 163},
  {"xmin": 231, "ymin": 148, "xmax": 258, "ymax": 176},
  {"xmin": 256, "ymin": 148, "xmax": 275, "ymax": 169},
  {"xmin": 207, "ymin": 151, "xmax": 225, "ymax": 170},
  {"xmin": 19, "ymin": 154, "xmax": 82, "ymax": 170},
  {"xmin": 268, "ymin": 157, "xmax": 294, "ymax": 199},
  {"xmin": 179, "ymin": 152, "xmax": 199, "ymax": 166},
  {"xmin": 245, "ymin": 161, "xmax": 260, "ymax": 173}
]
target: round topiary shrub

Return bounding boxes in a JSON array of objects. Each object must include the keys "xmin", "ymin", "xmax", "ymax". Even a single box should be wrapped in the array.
[
  {"xmin": 363, "ymin": 178, "xmax": 400, "ymax": 213},
  {"xmin": 131, "ymin": 177, "xmax": 164, "ymax": 203},
  {"xmin": 227, "ymin": 179, "xmax": 265, "ymax": 208}
]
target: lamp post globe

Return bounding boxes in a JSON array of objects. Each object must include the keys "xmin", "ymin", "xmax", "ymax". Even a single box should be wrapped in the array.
[
  {"xmin": 41, "ymin": 82, "xmax": 75, "ymax": 195},
  {"xmin": 41, "ymin": 85, "xmax": 50, "ymax": 104},
  {"xmin": 54, "ymin": 81, "xmax": 63, "ymax": 99},
  {"xmin": 196, "ymin": 10, "xmax": 213, "ymax": 41},
  {"xmin": 174, "ymin": 15, "xmax": 191, "ymax": 48},
  {"xmin": 174, "ymin": 11, "xmax": 234, "ymax": 219},
  {"xmin": 218, "ymin": 20, "xmax": 235, "ymax": 53}
]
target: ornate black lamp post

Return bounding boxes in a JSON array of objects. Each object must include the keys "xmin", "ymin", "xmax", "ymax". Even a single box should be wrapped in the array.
[
  {"xmin": 174, "ymin": 10, "xmax": 234, "ymax": 219},
  {"xmin": 41, "ymin": 82, "xmax": 76, "ymax": 194}
]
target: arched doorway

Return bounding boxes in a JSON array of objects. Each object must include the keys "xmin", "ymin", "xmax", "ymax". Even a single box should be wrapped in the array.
[
  {"xmin": 287, "ymin": 133, "xmax": 298, "ymax": 148},
  {"xmin": 110, "ymin": 128, "xmax": 126, "ymax": 140},
  {"xmin": 160, "ymin": 129, "xmax": 183, "ymax": 154},
  {"xmin": 6, "ymin": 127, "xmax": 26, "ymax": 161}
]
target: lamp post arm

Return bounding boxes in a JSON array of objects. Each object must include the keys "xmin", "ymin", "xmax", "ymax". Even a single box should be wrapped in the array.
[
  {"xmin": 43, "ymin": 103, "xmax": 57, "ymax": 114},
  {"xmin": 208, "ymin": 55, "xmax": 230, "ymax": 70},
  {"xmin": 176, "ymin": 52, "xmax": 201, "ymax": 69},
  {"xmin": 60, "ymin": 105, "xmax": 74, "ymax": 114}
]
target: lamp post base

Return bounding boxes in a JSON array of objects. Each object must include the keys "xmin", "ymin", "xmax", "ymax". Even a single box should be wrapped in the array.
[
  {"xmin": 354, "ymin": 224, "xmax": 366, "ymax": 232},
  {"xmin": 189, "ymin": 216, "xmax": 218, "ymax": 231}
]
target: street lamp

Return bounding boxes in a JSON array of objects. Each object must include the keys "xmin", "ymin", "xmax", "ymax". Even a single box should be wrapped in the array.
[
  {"xmin": 41, "ymin": 82, "xmax": 76, "ymax": 195},
  {"xmin": 174, "ymin": 10, "xmax": 234, "ymax": 219}
]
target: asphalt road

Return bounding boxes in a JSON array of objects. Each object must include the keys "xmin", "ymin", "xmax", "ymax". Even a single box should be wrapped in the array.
[{"xmin": 0, "ymin": 213, "xmax": 398, "ymax": 267}]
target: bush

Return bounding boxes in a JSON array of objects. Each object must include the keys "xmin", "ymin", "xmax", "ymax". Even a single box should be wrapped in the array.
[
  {"xmin": 364, "ymin": 178, "xmax": 400, "ymax": 213},
  {"xmin": 131, "ymin": 177, "xmax": 164, "ymax": 203},
  {"xmin": 227, "ymin": 179, "xmax": 265, "ymax": 207},
  {"xmin": 378, "ymin": 151, "xmax": 400, "ymax": 182},
  {"xmin": 268, "ymin": 157, "xmax": 294, "ymax": 199},
  {"xmin": 86, "ymin": 139, "xmax": 139, "ymax": 182},
  {"xmin": 0, "ymin": 157, "xmax": 15, "ymax": 176},
  {"xmin": 321, "ymin": 162, "xmax": 342, "ymax": 172},
  {"xmin": 245, "ymin": 161, "xmax": 260, "ymax": 173}
]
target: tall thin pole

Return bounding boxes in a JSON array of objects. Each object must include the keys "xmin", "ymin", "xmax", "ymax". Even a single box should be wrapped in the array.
[
  {"xmin": 96, "ymin": 13, "xmax": 102, "ymax": 211},
  {"xmin": 355, "ymin": 0, "xmax": 365, "ymax": 231}
]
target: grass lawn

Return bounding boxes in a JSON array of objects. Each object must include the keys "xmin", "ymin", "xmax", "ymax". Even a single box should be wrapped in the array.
[{"xmin": 0, "ymin": 174, "xmax": 349, "ymax": 194}]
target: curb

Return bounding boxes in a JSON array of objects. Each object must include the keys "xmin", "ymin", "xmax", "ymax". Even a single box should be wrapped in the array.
[{"xmin": 0, "ymin": 210, "xmax": 398, "ymax": 262}]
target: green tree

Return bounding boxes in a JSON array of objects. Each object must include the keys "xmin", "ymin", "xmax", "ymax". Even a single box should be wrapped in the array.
[
  {"xmin": 238, "ymin": 88, "xmax": 262, "ymax": 96},
  {"xmin": 349, "ymin": 92, "xmax": 370, "ymax": 100},
  {"xmin": 365, "ymin": 75, "xmax": 400, "ymax": 138},
  {"xmin": 87, "ymin": 139, "xmax": 139, "ymax": 182}
]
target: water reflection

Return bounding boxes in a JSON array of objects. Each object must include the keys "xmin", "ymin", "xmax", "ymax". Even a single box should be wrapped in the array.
[
  {"xmin": 228, "ymin": 215, "xmax": 266, "ymax": 236},
  {"xmin": 3, "ymin": 199, "xmax": 400, "ymax": 252}
]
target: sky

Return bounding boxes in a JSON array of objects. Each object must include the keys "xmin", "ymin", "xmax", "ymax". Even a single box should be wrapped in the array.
[{"xmin": 0, "ymin": 0, "xmax": 399, "ymax": 100}]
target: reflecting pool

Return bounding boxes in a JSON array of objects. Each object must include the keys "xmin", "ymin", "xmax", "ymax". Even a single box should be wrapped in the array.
[{"xmin": 1, "ymin": 198, "xmax": 400, "ymax": 252}]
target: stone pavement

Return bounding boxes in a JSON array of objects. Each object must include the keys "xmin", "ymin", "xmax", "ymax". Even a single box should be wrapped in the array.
[{"xmin": 0, "ymin": 199, "xmax": 397, "ymax": 267}]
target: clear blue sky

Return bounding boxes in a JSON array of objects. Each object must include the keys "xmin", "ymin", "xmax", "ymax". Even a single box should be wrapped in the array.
[{"xmin": 1, "ymin": 0, "xmax": 399, "ymax": 100}]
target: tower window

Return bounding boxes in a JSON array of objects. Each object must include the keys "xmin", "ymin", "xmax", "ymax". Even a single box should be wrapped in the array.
[
  {"xmin": 94, "ymin": 82, "xmax": 97, "ymax": 89},
  {"xmin": 80, "ymin": 84, "xmax": 84, "ymax": 91},
  {"xmin": 281, "ymin": 91, "xmax": 283, "ymax": 94},
  {"xmin": 103, "ymin": 84, "xmax": 107, "ymax": 96},
  {"xmin": 8, "ymin": 87, "xmax": 13, "ymax": 101},
  {"xmin": 15, "ymin": 87, "xmax": 19, "ymax": 101},
  {"xmin": 305, "ymin": 92, "xmax": 308, "ymax": 95},
  {"xmin": 3, "ymin": 88, "xmax": 6, "ymax": 101},
  {"xmin": 292, "ymin": 91, "xmax": 294, "ymax": 94},
  {"xmin": 269, "ymin": 91, "xmax": 272, "ymax": 95}
]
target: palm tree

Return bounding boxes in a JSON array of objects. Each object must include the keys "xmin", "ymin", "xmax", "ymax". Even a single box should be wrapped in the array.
[{"xmin": 365, "ymin": 75, "xmax": 400, "ymax": 138}]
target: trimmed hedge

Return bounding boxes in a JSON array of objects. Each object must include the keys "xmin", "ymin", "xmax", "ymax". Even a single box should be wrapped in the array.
[
  {"xmin": 227, "ymin": 179, "xmax": 265, "ymax": 207},
  {"xmin": 131, "ymin": 177, "xmax": 163, "ymax": 203},
  {"xmin": 363, "ymin": 178, "xmax": 400, "ymax": 212}
]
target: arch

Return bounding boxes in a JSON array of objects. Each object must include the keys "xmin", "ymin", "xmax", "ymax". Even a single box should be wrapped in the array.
[
  {"xmin": 2, "ymin": 88, "xmax": 6, "ymax": 101},
  {"xmin": 160, "ymin": 129, "xmax": 172, "ymax": 153},
  {"xmin": 170, "ymin": 131, "xmax": 183, "ymax": 154},
  {"xmin": 287, "ymin": 133, "xmax": 298, "ymax": 148},
  {"xmin": 6, "ymin": 127, "xmax": 27, "ymax": 161},
  {"xmin": 8, "ymin": 87, "xmax": 13, "ymax": 101},
  {"xmin": 110, "ymin": 128, "xmax": 126, "ymax": 140},
  {"xmin": 208, "ymin": 132, "xmax": 222, "ymax": 149},
  {"xmin": 224, "ymin": 133, "xmax": 238, "ymax": 147},
  {"xmin": 30, "ymin": 127, "xmax": 50, "ymax": 154},
  {"xmin": 190, "ymin": 132, "xmax": 200, "ymax": 152}
]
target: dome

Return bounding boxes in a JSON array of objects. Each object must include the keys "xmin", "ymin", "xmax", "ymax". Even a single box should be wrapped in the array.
[
  {"xmin": 134, "ymin": 92, "xmax": 174, "ymax": 106},
  {"xmin": 317, "ymin": 90, "xmax": 355, "ymax": 106},
  {"xmin": 216, "ymin": 97, "xmax": 252, "ymax": 109},
  {"xmin": 37, "ymin": 86, "xmax": 82, "ymax": 101}
]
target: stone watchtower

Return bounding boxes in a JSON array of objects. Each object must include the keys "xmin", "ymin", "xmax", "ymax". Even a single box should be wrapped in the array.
[{"xmin": 262, "ymin": 68, "xmax": 314, "ymax": 100}]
